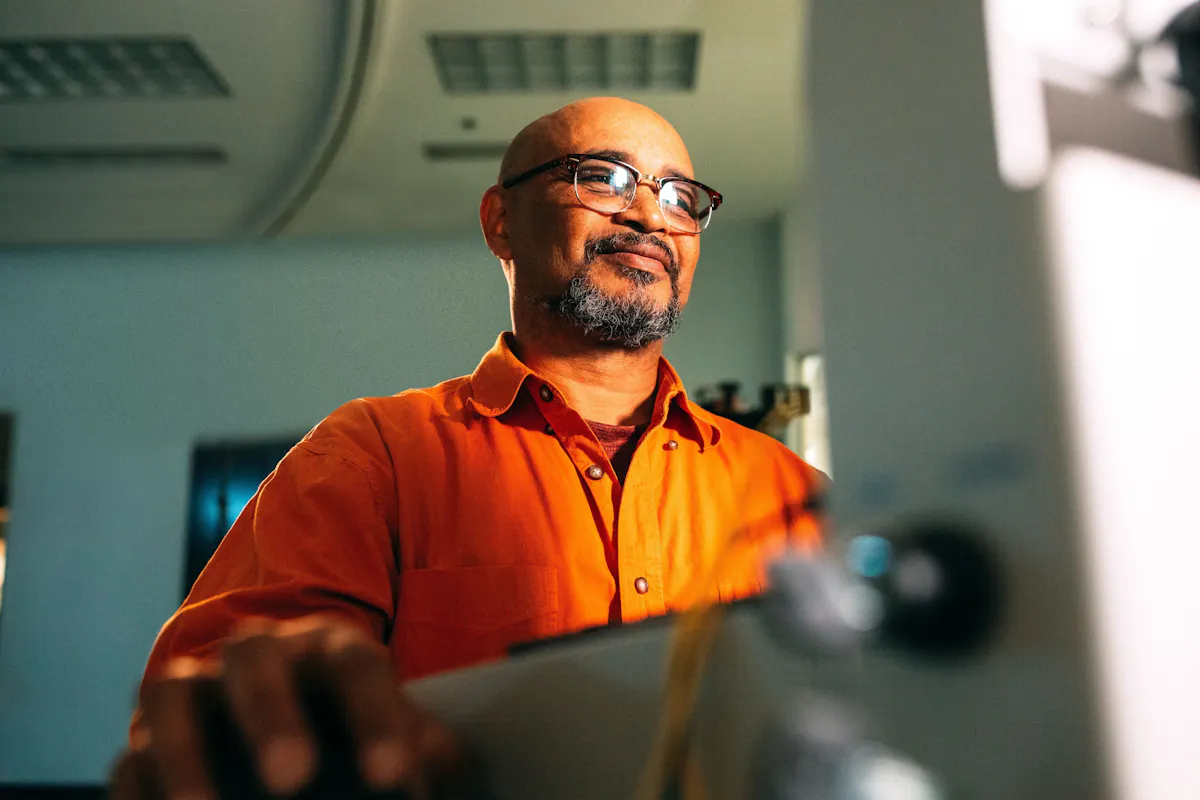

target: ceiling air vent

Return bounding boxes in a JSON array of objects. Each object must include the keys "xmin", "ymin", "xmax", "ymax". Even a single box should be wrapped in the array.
[
  {"xmin": 0, "ymin": 38, "xmax": 230, "ymax": 103},
  {"xmin": 428, "ymin": 32, "xmax": 700, "ymax": 93},
  {"xmin": 0, "ymin": 146, "xmax": 227, "ymax": 169},
  {"xmin": 422, "ymin": 142, "xmax": 511, "ymax": 161}
]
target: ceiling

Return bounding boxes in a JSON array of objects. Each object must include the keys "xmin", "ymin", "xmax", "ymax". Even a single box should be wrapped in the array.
[{"xmin": 0, "ymin": 0, "xmax": 806, "ymax": 244}]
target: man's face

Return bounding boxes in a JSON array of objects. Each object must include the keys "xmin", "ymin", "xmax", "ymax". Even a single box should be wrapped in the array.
[{"xmin": 499, "ymin": 102, "xmax": 702, "ymax": 348}]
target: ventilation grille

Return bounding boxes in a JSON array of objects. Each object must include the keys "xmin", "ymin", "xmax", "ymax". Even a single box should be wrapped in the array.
[
  {"xmin": 428, "ymin": 32, "xmax": 700, "ymax": 93},
  {"xmin": 0, "ymin": 146, "xmax": 227, "ymax": 169},
  {"xmin": 0, "ymin": 38, "xmax": 230, "ymax": 103},
  {"xmin": 422, "ymin": 142, "xmax": 511, "ymax": 161}
]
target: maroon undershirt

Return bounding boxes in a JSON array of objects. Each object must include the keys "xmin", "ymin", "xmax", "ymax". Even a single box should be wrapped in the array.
[{"xmin": 586, "ymin": 420, "xmax": 645, "ymax": 484}]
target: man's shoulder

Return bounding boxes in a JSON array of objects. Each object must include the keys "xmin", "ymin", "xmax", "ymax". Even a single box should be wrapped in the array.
[
  {"xmin": 688, "ymin": 402, "xmax": 782, "ymax": 453},
  {"xmin": 362, "ymin": 374, "xmax": 475, "ymax": 417},
  {"xmin": 299, "ymin": 375, "xmax": 475, "ymax": 454},
  {"xmin": 689, "ymin": 403, "xmax": 828, "ymax": 486}
]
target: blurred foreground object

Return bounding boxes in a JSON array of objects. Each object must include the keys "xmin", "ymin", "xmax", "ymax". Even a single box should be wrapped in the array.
[
  {"xmin": 407, "ymin": 527, "xmax": 1000, "ymax": 799},
  {"xmin": 1040, "ymin": 147, "xmax": 1200, "ymax": 800},
  {"xmin": 809, "ymin": 2, "xmax": 1200, "ymax": 797},
  {"xmin": 985, "ymin": 0, "xmax": 1200, "ymax": 188}
]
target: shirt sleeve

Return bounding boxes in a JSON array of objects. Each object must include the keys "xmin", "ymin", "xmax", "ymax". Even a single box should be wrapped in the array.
[{"xmin": 137, "ymin": 402, "xmax": 399, "ymax": 695}]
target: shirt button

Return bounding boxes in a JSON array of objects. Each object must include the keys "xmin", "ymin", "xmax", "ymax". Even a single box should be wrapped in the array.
[
  {"xmin": 539, "ymin": 385, "xmax": 554, "ymax": 402},
  {"xmin": 665, "ymin": 439, "xmax": 679, "ymax": 450},
  {"xmin": 634, "ymin": 577, "xmax": 649, "ymax": 594},
  {"xmin": 586, "ymin": 465, "xmax": 604, "ymax": 480},
  {"xmin": 544, "ymin": 423, "xmax": 554, "ymax": 435}
]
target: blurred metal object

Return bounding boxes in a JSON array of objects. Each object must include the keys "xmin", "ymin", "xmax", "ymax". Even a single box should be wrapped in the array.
[
  {"xmin": 756, "ymin": 521, "xmax": 1002, "ymax": 798},
  {"xmin": 764, "ymin": 554, "xmax": 884, "ymax": 657},
  {"xmin": 1164, "ymin": 2, "xmax": 1200, "ymax": 105},
  {"xmin": 754, "ymin": 695, "xmax": 943, "ymax": 800},
  {"xmin": 406, "ymin": 545, "xmax": 952, "ymax": 799},
  {"xmin": 767, "ymin": 519, "xmax": 1004, "ymax": 662}
]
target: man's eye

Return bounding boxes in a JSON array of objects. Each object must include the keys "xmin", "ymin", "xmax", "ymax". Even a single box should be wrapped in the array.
[
  {"xmin": 579, "ymin": 169, "xmax": 619, "ymax": 184},
  {"xmin": 665, "ymin": 187, "xmax": 698, "ymax": 213}
]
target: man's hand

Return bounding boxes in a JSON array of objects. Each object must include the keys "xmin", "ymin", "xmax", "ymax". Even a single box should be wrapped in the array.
[{"xmin": 111, "ymin": 617, "xmax": 473, "ymax": 799}]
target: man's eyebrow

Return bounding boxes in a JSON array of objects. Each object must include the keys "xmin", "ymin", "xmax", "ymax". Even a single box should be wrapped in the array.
[
  {"xmin": 583, "ymin": 148, "xmax": 694, "ymax": 180},
  {"xmin": 584, "ymin": 148, "xmax": 633, "ymax": 163}
]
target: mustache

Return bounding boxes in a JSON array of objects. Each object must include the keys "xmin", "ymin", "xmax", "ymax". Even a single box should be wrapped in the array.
[{"xmin": 584, "ymin": 232, "xmax": 678, "ymax": 278}]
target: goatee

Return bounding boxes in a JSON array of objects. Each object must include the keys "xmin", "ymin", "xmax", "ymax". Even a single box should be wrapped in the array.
[{"xmin": 543, "ymin": 233, "xmax": 683, "ymax": 349}]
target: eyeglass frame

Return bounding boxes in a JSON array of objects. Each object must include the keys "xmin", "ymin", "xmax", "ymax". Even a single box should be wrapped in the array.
[{"xmin": 499, "ymin": 153, "xmax": 724, "ymax": 233}]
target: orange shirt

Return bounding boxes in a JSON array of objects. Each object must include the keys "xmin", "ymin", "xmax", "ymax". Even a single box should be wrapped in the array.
[{"xmin": 141, "ymin": 334, "xmax": 824, "ymax": 688}]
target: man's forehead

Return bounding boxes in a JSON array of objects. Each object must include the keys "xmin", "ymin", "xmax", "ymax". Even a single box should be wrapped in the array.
[
  {"xmin": 510, "ymin": 98, "xmax": 694, "ymax": 179},
  {"xmin": 554, "ymin": 111, "xmax": 693, "ymax": 177}
]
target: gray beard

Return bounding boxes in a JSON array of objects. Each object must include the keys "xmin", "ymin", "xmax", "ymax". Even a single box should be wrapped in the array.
[{"xmin": 546, "ymin": 264, "xmax": 682, "ymax": 349}]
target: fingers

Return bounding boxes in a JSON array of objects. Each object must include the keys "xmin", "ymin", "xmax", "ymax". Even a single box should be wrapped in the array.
[
  {"xmin": 407, "ymin": 709, "xmax": 480, "ymax": 798},
  {"xmin": 140, "ymin": 659, "xmax": 216, "ymax": 800},
  {"xmin": 258, "ymin": 618, "xmax": 424, "ymax": 792},
  {"xmin": 276, "ymin": 622, "xmax": 475, "ymax": 795},
  {"xmin": 322, "ymin": 630, "xmax": 414, "ymax": 790},
  {"xmin": 133, "ymin": 617, "xmax": 476, "ymax": 799},
  {"xmin": 222, "ymin": 626, "xmax": 316, "ymax": 795}
]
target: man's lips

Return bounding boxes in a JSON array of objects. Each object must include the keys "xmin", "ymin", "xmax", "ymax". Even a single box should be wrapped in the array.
[
  {"xmin": 604, "ymin": 250, "xmax": 668, "ymax": 275},
  {"xmin": 599, "ymin": 240, "xmax": 674, "ymax": 275}
]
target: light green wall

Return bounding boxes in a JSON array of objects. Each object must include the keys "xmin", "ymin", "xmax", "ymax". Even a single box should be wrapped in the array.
[{"xmin": 0, "ymin": 220, "xmax": 783, "ymax": 782}]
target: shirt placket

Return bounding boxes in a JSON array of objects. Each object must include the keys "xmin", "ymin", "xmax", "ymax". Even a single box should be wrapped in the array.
[
  {"xmin": 613, "ymin": 386, "xmax": 686, "ymax": 622},
  {"xmin": 530, "ymin": 380, "xmax": 619, "ymax": 557},
  {"xmin": 529, "ymin": 378, "xmax": 692, "ymax": 623},
  {"xmin": 615, "ymin": 424, "xmax": 669, "ymax": 621}
]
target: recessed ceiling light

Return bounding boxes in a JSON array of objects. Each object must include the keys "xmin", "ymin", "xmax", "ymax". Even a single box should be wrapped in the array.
[
  {"xmin": 428, "ymin": 32, "xmax": 700, "ymax": 94},
  {"xmin": 0, "ymin": 37, "xmax": 230, "ymax": 103}
]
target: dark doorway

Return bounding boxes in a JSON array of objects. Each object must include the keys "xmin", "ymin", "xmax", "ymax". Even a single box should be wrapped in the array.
[
  {"xmin": 183, "ymin": 437, "xmax": 300, "ymax": 600},
  {"xmin": 0, "ymin": 413, "xmax": 11, "ymax": 614}
]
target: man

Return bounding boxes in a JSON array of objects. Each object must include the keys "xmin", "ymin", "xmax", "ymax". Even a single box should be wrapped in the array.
[{"xmin": 113, "ymin": 97, "xmax": 823, "ymax": 799}]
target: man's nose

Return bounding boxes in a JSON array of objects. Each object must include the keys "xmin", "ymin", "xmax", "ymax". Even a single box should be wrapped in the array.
[{"xmin": 611, "ymin": 180, "xmax": 669, "ymax": 233}]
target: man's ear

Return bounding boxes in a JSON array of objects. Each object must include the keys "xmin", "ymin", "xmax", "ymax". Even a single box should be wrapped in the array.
[{"xmin": 479, "ymin": 185, "xmax": 513, "ymax": 260}]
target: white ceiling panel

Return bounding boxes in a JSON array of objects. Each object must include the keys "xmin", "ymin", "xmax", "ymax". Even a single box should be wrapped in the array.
[
  {"xmin": 0, "ymin": 0, "xmax": 363, "ymax": 243},
  {"xmin": 288, "ymin": 0, "xmax": 806, "ymax": 236},
  {"xmin": 0, "ymin": 0, "xmax": 806, "ymax": 242}
]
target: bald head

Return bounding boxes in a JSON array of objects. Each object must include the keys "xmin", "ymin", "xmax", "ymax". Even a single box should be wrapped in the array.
[{"xmin": 498, "ymin": 97, "xmax": 693, "ymax": 184}]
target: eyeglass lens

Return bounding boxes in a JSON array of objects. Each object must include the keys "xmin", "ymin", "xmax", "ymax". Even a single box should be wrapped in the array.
[{"xmin": 573, "ymin": 158, "xmax": 711, "ymax": 233}]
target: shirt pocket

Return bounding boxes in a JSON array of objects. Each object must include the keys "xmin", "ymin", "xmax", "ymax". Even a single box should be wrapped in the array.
[{"xmin": 393, "ymin": 565, "xmax": 559, "ymax": 680}]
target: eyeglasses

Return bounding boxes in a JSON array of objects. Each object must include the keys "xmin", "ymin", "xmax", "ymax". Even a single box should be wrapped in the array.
[{"xmin": 501, "ymin": 153, "xmax": 723, "ymax": 234}]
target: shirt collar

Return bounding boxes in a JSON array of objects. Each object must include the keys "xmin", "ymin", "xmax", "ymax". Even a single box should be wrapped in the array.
[{"xmin": 467, "ymin": 332, "xmax": 722, "ymax": 449}]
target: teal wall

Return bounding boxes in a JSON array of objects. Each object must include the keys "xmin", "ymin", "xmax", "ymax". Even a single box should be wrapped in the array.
[{"xmin": 0, "ymin": 220, "xmax": 783, "ymax": 782}]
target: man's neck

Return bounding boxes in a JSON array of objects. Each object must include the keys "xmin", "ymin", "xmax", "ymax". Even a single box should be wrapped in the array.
[{"xmin": 510, "ymin": 331, "xmax": 663, "ymax": 426}]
